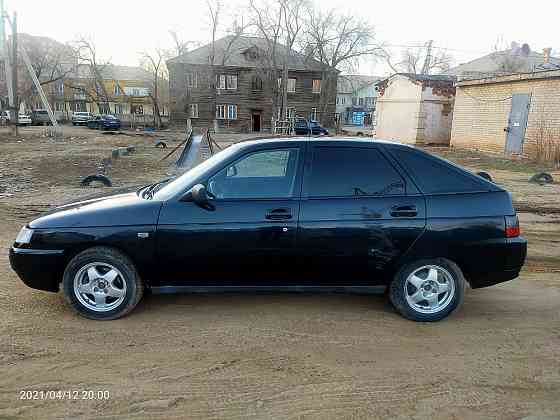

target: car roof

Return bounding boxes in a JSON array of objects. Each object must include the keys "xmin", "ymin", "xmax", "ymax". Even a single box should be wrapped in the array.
[{"xmin": 235, "ymin": 136, "xmax": 414, "ymax": 149}]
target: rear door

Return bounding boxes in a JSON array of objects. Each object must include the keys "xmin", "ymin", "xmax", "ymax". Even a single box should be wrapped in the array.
[{"xmin": 297, "ymin": 142, "xmax": 426, "ymax": 285}]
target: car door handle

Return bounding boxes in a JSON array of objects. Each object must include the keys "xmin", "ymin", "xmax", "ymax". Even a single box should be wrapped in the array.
[
  {"xmin": 265, "ymin": 208, "xmax": 292, "ymax": 220},
  {"xmin": 390, "ymin": 205, "xmax": 417, "ymax": 217}
]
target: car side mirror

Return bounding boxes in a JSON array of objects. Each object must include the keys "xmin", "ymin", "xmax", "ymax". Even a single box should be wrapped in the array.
[{"xmin": 185, "ymin": 183, "xmax": 215, "ymax": 211}]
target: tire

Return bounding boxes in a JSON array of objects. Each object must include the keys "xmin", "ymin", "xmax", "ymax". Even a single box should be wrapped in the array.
[
  {"xmin": 62, "ymin": 247, "xmax": 144, "ymax": 320},
  {"xmin": 529, "ymin": 172, "xmax": 554, "ymax": 184},
  {"xmin": 389, "ymin": 258, "xmax": 466, "ymax": 322},
  {"xmin": 81, "ymin": 174, "xmax": 112, "ymax": 187}
]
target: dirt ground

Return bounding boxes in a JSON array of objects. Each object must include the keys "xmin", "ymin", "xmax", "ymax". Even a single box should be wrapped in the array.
[{"xmin": 0, "ymin": 126, "xmax": 559, "ymax": 420}]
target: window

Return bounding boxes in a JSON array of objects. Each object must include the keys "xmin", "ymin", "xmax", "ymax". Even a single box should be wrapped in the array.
[
  {"xmin": 216, "ymin": 104, "xmax": 226, "ymax": 119},
  {"xmin": 227, "ymin": 104, "xmax": 237, "ymax": 120},
  {"xmin": 287, "ymin": 107, "xmax": 296, "ymax": 119},
  {"xmin": 54, "ymin": 82, "xmax": 64, "ymax": 95},
  {"xmin": 115, "ymin": 103, "xmax": 124, "ymax": 114},
  {"xmin": 287, "ymin": 78, "xmax": 296, "ymax": 93},
  {"xmin": 306, "ymin": 147, "xmax": 405, "ymax": 197},
  {"xmin": 217, "ymin": 75, "xmax": 226, "ymax": 90},
  {"xmin": 131, "ymin": 104, "xmax": 144, "ymax": 115},
  {"xmin": 251, "ymin": 76, "xmax": 263, "ymax": 91},
  {"xmin": 226, "ymin": 75, "xmax": 237, "ymax": 90},
  {"xmin": 310, "ymin": 108, "xmax": 317, "ymax": 121},
  {"xmin": 190, "ymin": 103, "xmax": 199, "ymax": 118},
  {"xmin": 187, "ymin": 72, "xmax": 197, "ymax": 89},
  {"xmin": 73, "ymin": 102, "xmax": 86, "ymax": 112},
  {"xmin": 54, "ymin": 102, "xmax": 65, "ymax": 112},
  {"xmin": 312, "ymin": 79, "xmax": 321, "ymax": 94},
  {"xmin": 216, "ymin": 74, "xmax": 237, "ymax": 90},
  {"xmin": 359, "ymin": 97, "xmax": 364, "ymax": 106},
  {"xmin": 114, "ymin": 84, "xmax": 123, "ymax": 96},
  {"xmin": 99, "ymin": 103, "xmax": 110, "ymax": 114},
  {"xmin": 132, "ymin": 88, "xmax": 140, "ymax": 96},
  {"xmin": 391, "ymin": 148, "xmax": 487, "ymax": 194},
  {"xmin": 207, "ymin": 148, "xmax": 300, "ymax": 199}
]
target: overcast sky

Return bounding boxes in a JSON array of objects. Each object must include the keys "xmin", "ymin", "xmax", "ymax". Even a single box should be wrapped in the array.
[{"xmin": 8, "ymin": 0, "xmax": 559, "ymax": 76}]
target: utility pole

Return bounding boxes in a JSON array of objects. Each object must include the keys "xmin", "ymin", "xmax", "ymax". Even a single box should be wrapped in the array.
[
  {"xmin": 421, "ymin": 40, "xmax": 433, "ymax": 75},
  {"xmin": 10, "ymin": 10, "xmax": 17, "ymax": 136}
]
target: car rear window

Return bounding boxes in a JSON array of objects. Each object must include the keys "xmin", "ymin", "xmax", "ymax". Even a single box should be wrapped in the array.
[
  {"xmin": 391, "ymin": 147, "xmax": 489, "ymax": 194},
  {"xmin": 306, "ymin": 147, "xmax": 405, "ymax": 197}
]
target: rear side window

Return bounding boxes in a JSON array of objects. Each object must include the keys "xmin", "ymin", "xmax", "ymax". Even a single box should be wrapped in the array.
[
  {"xmin": 392, "ymin": 148, "xmax": 487, "ymax": 194},
  {"xmin": 306, "ymin": 147, "xmax": 405, "ymax": 197}
]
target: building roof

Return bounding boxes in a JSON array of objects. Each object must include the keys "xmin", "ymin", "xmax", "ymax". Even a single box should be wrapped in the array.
[
  {"xmin": 69, "ymin": 64, "xmax": 153, "ymax": 82},
  {"xmin": 337, "ymin": 75, "xmax": 382, "ymax": 94},
  {"xmin": 167, "ymin": 35, "xmax": 327, "ymax": 72},
  {"xmin": 396, "ymin": 73, "xmax": 456, "ymax": 82},
  {"xmin": 447, "ymin": 48, "xmax": 560, "ymax": 80},
  {"xmin": 456, "ymin": 68, "xmax": 560, "ymax": 87}
]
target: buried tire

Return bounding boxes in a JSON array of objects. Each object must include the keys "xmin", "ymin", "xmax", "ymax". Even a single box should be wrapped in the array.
[
  {"xmin": 81, "ymin": 174, "xmax": 112, "ymax": 187},
  {"xmin": 389, "ymin": 258, "xmax": 466, "ymax": 322},
  {"xmin": 62, "ymin": 247, "xmax": 144, "ymax": 320}
]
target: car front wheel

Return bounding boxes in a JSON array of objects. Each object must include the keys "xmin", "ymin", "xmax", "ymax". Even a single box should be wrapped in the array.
[
  {"xmin": 62, "ymin": 247, "xmax": 144, "ymax": 320},
  {"xmin": 389, "ymin": 258, "xmax": 466, "ymax": 322}
]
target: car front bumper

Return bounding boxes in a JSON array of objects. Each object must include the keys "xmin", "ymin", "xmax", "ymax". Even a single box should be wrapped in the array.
[{"xmin": 9, "ymin": 247, "xmax": 66, "ymax": 292}]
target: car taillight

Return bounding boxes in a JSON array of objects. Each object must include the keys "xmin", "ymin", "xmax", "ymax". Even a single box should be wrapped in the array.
[{"xmin": 505, "ymin": 215, "xmax": 520, "ymax": 238}]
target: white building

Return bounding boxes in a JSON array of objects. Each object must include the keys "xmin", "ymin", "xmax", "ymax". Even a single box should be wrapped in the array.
[{"xmin": 374, "ymin": 73, "xmax": 456, "ymax": 145}]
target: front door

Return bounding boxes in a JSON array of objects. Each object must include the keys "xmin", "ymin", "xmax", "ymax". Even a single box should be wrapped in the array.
[
  {"xmin": 156, "ymin": 146, "xmax": 304, "ymax": 286},
  {"xmin": 252, "ymin": 113, "xmax": 261, "ymax": 132},
  {"xmin": 505, "ymin": 93, "xmax": 531, "ymax": 155},
  {"xmin": 297, "ymin": 143, "xmax": 426, "ymax": 285}
]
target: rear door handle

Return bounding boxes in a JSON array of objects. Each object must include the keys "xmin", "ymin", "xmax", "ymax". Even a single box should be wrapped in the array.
[
  {"xmin": 265, "ymin": 208, "xmax": 292, "ymax": 220},
  {"xmin": 391, "ymin": 205, "xmax": 417, "ymax": 217}
]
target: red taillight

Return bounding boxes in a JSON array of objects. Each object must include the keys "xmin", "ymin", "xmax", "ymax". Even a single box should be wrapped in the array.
[{"xmin": 505, "ymin": 215, "xmax": 520, "ymax": 238}]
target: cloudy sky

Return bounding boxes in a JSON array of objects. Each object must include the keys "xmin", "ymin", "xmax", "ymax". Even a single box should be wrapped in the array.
[{"xmin": 8, "ymin": 0, "xmax": 559, "ymax": 75}]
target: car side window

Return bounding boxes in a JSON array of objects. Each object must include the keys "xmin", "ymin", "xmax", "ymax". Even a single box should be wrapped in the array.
[
  {"xmin": 392, "ymin": 148, "xmax": 488, "ymax": 194},
  {"xmin": 207, "ymin": 148, "xmax": 300, "ymax": 199},
  {"xmin": 306, "ymin": 147, "xmax": 405, "ymax": 197}
]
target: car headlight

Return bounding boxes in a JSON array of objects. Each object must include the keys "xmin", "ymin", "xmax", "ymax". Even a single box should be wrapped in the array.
[{"xmin": 15, "ymin": 226, "xmax": 33, "ymax": 244}]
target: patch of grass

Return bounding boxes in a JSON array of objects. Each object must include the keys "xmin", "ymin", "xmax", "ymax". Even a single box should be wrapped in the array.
[{"xmin": 423, "ymin": 147, "xmax": 555, "ymax": 174}]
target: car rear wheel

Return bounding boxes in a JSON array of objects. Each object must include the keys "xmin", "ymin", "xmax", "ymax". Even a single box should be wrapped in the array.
[
  {"xmin": 389, "ymin": 258, "xmax": 466, "ymax": 321},
  {"xmin": 62, "ymin": 247, "xmax": 144, "ymax": 320}
]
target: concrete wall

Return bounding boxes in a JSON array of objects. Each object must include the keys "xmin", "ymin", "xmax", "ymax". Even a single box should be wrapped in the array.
[
  {"xmin": 375, "ymin": 76, "xmax": 422, "ymax": 143},
  {"xmin": 451, "ymin": 76, "xmax": 560, "ymax": 157}
]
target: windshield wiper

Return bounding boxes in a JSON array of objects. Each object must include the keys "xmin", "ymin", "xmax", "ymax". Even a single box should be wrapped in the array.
[{"xmin": 141, "ymin": 177, "xmax": 173, "ymax": 199}]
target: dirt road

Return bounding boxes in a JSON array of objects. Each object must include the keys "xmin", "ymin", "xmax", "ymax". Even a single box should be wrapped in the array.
[{"xmin": 1, "ymin": 127, "xmax": 559, "ymax": 419}]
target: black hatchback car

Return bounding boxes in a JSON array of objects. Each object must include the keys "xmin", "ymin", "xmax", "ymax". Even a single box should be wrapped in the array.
[{"xmin": 10, "ymin": 138, "xmax": 526, "ymax": 321}]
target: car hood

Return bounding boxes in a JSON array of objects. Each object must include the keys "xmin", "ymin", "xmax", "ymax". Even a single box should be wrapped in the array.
[{"xmin": 29, "ymin": 188, "xmax": 163, "ymax": 229}]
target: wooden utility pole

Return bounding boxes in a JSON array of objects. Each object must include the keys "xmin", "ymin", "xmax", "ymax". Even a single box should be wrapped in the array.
[{"xmin": 10, "ymin": 10, "xmax": 17, "ymax": 136}]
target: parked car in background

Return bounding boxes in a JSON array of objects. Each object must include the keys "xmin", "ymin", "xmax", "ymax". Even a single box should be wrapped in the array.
[
  {"xmin": 9, "ymin": 138, "xmax": 526, "ymax": 321},
  {"xmin": 87, "ymin": 115, "xmax": 121, "ymax": 131},
  {"xmin": 31, "ymin": 109, "xmax": 52, "ymax": 125},
  {"xmin": 1, "ymin": 110, "xmax": 32, "ymax": 126},
  {"xmin": 71, "ymin": 112, "xmax": 93, "ymax": 126},
  {"xmin": 294, "ymin": 119, "xmax": 329, "ymax": 136}
]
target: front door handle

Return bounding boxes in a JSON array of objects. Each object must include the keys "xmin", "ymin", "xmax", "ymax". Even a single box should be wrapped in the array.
[
  {"xmin": 391, "ymin": 205, "xmax": 417, "ymax": 218},
  {"xmin": 265, "ymin": 208, "xmax": 292, "ymax": 220}
]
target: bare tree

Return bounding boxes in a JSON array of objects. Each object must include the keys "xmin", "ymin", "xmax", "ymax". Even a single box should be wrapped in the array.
[
  {"xmin": 16, "ymin": 34, "xmax": 76, "ymax": 109},
  {"xmin": 381, "ymin": 41, "xmax": 453, "ymax": 75},
  {"xmin": 71, "ymin": 36, "xmax": 112, "ymax": 113},
  {"xmin": 140, "ymin": 49, "xmax": 168, "ymax": 129},
  {"xmin": 169, "ymin": 30, "xmax": 198, "ymax": 57},
  {"xmin": 304, "ymin": 9, "xmax": 380, "ymax": 124}
]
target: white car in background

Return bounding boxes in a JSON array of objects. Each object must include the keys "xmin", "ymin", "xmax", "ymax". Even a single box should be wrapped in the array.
[{"xmin": 1, "ymin": 110, "xmax": 32, "ymax": 126}]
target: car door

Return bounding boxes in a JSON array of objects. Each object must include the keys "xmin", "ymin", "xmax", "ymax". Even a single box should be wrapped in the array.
[
  {"xmin": 155, "ymin": 145, "xmax": 305, "ymax": 287},
  {"xmin": 297, "ymin": 142, "xmax": 426, "ymax": 286}
]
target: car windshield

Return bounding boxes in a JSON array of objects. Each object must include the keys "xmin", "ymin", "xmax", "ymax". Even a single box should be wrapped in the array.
[
  {"xmin": 105, "ymin": 115, "xmax": 117, "ymax": 120},
  {"xmin": 153, "ymin": 143, "xmax": 241, "ymax": 200}
]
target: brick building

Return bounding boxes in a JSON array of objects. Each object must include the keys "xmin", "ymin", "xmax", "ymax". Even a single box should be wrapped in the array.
[
  {"xmin": 167, "ymin": 36, "xmax": 336, "ymax": 132},
  {"xmin": 450, "ymin": 69, "xmax": 560, "ymax": 157}
]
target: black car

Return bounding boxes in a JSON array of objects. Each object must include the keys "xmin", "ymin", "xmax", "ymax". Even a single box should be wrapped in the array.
[
  {"xmin": 87, "ymin": 115, "xmax": 121, "ymax": 130},
  {"xmin": 294, "ymin": 119, "xmax": 329, "ymax": 136},
  {"xmin": 10, "ymin": 138, "xmax": 526, "ymax": 321}
]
